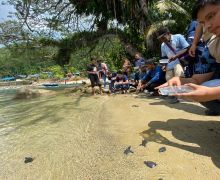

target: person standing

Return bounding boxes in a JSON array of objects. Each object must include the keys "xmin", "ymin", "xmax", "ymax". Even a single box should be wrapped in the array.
[
  {"xmin": 157, "ymin": 27, "xmax": 190, "ymax": 81},
  {"xmin": 133, "ymin": 52, "xmax": 145, "ymax": 86},
  {"xmin": 97, "ymin": 59, "xmax": 108, "ymax": 89},
  {"xmin": 87, "ymin": 57, "xmax": 102, "ymax": 95}
]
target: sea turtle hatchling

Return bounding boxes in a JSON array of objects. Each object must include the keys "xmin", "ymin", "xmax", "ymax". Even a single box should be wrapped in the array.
[
  {"xmin": 24, "ymin": 157, "xmax": 34, "ymax": 164},
  {"xmin": 139, "ymin": 139, "xmax": 148, "ymax": 147},
  {"xmin": 124, "ymin": 146, "xmax": 134, "ymax": 155},
  {"xmin": 144, "ymin": 161, "xmax": 157, "ymax": 168}
]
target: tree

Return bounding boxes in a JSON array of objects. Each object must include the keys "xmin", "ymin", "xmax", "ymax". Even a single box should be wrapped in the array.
[{"xmin": 4, "ymin": 0, "xmax": 194, "ymax": 66}]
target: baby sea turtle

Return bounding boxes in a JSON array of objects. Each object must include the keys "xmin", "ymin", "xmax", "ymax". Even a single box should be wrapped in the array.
[
  {"xmin": 124, "ymin": 146, "xmax": 134, "ymax": 155},
  {"xmin": 132, "ymin": 105, "xmax": 139, "ymax": 107},
  {"xmin": 159, "ymin": 147, "xmax": 166, "ymax": 153},
  {"xmin": 144, "ymin": 161, "xmax": 157, "ymax": 168},
  {"xmin": 24, "ymin": 157, "xmax": 34, "ymax": 164},
  {"xmin": 139, "ymin": 139, "xmax": 148, "ymax": 147}
]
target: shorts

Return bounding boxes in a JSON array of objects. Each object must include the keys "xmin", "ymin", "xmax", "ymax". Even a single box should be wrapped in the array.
[
  {"xmin": 89, "ymin": 75, "xmax": 101, "ymax": 87},
  {"xmin": 166, "ymin": 63, "xmax": 184, "ymax": 81}
]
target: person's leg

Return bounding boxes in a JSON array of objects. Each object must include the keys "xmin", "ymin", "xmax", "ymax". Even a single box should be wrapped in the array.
[
  {"xmin": 165, "ymin": 69, "xmax": 174, "ymax": 81},
  {"xmin": 102, "ymin": 74, "xmax": 107, "ymax": 88},
  {"xmin": 109, "ymin": 81, "xmax": 113, "ymax": 92},
  {"xmin": 174, "ymin": 63, "xmax": 184, "ymax": 77},
  {"xmin": 115, "ymin": 84, "xmax": 122, "ymax": 92},
  {"xmin": 122, "ymin": 84, "xmax": 129, "ymax": 93},
  {"xmin": 200, "ymin": 79, "xmax": 220, "ymax": 115},
  {"xmin": 200, "ymin": 100, "xmax": 220, "ymax": 115},
  {"xmin": 92, "ymin": 87, "xmax": 96, "ymax": 95},
  {"xmin": 99, "ymin": 85, "xmax": 102, "ymax": 95},
  {"xmin": 94, "ymin": 75, "xmax": 102, "ymax": 95},
  {"xmin": 89, "ymin": 76, "xmax": 96, "ymax": 95},
  {"xmin": 145, "ymin": 83, "xmax": 162, "ymax": 96}
]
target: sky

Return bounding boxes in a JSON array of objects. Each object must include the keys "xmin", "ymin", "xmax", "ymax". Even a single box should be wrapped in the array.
[{"xmin": 0, "ymin": 1, "xmax": 15, "ymax": 22}]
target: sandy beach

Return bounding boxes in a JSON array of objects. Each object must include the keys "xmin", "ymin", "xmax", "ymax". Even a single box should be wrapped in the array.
[{"xmin": 0, "ymin": 92, "xmax": 220, "ymax": 180}]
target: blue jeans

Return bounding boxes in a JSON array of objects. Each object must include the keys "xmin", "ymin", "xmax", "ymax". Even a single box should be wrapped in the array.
[
  {"xmin": 115, "ymin": 84, "xmax": 129, "ymax": 90},
  {"xmin": 109, "ymin": 81, "xmax": 115, "ymax": 92},
  {"xmin": 101, "ymin": 74, "xmax": 107, "ymax": 88},
  {"xmin": 200, "ymin": 79, "xmax": 220, "ymax": 114}
]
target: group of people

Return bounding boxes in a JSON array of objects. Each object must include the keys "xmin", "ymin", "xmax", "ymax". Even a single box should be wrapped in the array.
[
  {"xmin": 157, "ymin": 0, "xmax": 220, "ymax": 116},
  {"xmin": 87, "ymin": 0, "xmax": 220, "ymax": 116}
]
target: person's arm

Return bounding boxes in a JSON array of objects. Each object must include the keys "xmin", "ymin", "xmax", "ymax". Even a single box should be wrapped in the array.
[
  {"xmin": 141, "ymin": 71, "xmax": 150, "ymax": 82},
  {"xmin": 156, "ymin": 72, "xmax": 214, "ymax": 89},
  {"xmin": 189, "ymin": 23, "xmax": 203, "ymax": 57},
  {"xmin": 169, "ymin": 48, "xmax": 189, "ymax": 62},
  {"xmin": 176, "ymin": 83, "xmax": 220, "ymax": 102},
  {"xmin": 147, "ymin": 67, "xmax": 161, "ymax": 85},
  {"xmin": 169, "ymin": 34, "xmax": 190, "ymax": 61}
]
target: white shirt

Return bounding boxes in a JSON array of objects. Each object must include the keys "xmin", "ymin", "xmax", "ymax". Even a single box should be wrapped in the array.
[{"xmin": 161, "ymin": 34, "xmax": 189, "ymax": 70}]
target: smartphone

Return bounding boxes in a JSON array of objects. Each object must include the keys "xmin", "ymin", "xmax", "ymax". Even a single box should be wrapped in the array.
[{"xmin": 159, "ymin": 85, "xmax": 194, "ymax": 96}]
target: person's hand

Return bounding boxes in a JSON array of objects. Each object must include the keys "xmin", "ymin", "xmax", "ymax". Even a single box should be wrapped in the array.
[
  {"xmin": 189, "ymin": 44, "xmax": 196, "ymax": 57},
  {"xmin": 168, "ymin": 55, "xmax": 177, "ymax": 62},
  {"xmin": 175, "ymin": 83, "xmax": 213, "ymax": 102},
  {"xmin": 155, "ymin": 76, "xmax": 182, "ymax": 89},
  {"xmin": 162, "ymin": 65, "xmax": 166, "ymax": 72},
  {"xmin": 145, "ymin": 82, "xmax": 150, "ymax": 87}
]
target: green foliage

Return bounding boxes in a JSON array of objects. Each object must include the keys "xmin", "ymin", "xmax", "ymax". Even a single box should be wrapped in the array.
[
  {"xmin": 2, "ymin": 0, "xmax": 198, "ymax": 76},
  {"xmin": 0, "ymin": 42, "xmax": 57, "ymax": 77},
  {"xmin": 39, "ymin": 73, "xmax": 50, "ymax": 79},
  {"xmin": 47, "ymin": 65, "xmax": 64, "ymax": 79},
  {"xmin": 70, "ymin": 36, "xmax": 126, "ymax": 73}
]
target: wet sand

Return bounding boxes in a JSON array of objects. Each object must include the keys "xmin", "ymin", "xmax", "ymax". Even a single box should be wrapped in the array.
[{"xmin": 0, "ymin": 93, "xmax": 220, "ymax": 179}]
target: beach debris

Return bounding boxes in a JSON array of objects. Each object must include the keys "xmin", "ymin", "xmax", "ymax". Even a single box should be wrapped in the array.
[
  {"xmin": 139, "ymin": 139, "xmax": 148, "ymax": 147},
  {"xmin": 159, "ymin": 147, "xmax": 166, "ymax": 153},
  {"xmin": 132, "ymin": 105, "xmax": 139, "ymax": 107},
  {"xmin": 124, "ymin": 146, "xmax": 134, "ymax": 155},
  {"xmin": 144, "ymin": 161, "xmax": 157, "ymax": 168},
  {"xmin": 24, "ymin": 157, "xmax": 34, "ymax": 164}
]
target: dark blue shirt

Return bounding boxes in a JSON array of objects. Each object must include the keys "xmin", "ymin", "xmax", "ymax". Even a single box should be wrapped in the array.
[
  {"xmin": 116, "ymin": 75, "xmax": 128, "ymax": 82},
  {"xmin": 187, "ymin": 21, "xmax": 198, "ymax": 38},
  {"xmin": 141, "ymin": 66, "xmax": 165, "ymax": 84},
  {"xmin": 108, "ymin": 72, "xmax": 117, "ymax": 82}
]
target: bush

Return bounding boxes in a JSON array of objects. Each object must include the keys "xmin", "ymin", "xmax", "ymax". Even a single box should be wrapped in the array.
[{"xmin": 47, "ymin": 65, "xmax": 64, "ymax": 79}]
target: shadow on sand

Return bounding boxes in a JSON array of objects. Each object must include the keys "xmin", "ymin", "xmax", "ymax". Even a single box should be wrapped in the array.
[
  {"xmin": 141, "ymin": 118, "xmax": 220, "ymax": 168},
  {"xmin": 149, "ymin": 98, "xmax": 206, "ymax": 115}
]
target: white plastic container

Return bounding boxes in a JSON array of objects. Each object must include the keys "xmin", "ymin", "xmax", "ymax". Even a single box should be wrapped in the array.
[
  {"xmin": 158, "ymin": 85, "xmax": 194, "ymax": 96},
  {"xmin": 159, "ymin": 59, "xmax": 169, "ymax": 64}
]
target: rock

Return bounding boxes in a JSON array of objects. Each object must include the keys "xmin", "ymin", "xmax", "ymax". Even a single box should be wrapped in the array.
[{"xmin": 14, "ymin": 88, "xmax": 40, "ymax": 99}]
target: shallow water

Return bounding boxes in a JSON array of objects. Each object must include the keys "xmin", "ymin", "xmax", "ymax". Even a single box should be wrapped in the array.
[
  {"xmin": 0, "ymin": 88, "xmax": 161, "ymax": 180},
  {"xmin": 0, "ymin": 89, "xmax": 110, "ymax": 179},
  {"xmin": 2, "ymin": 89, "xmax": 219, "ymax": 179}
]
